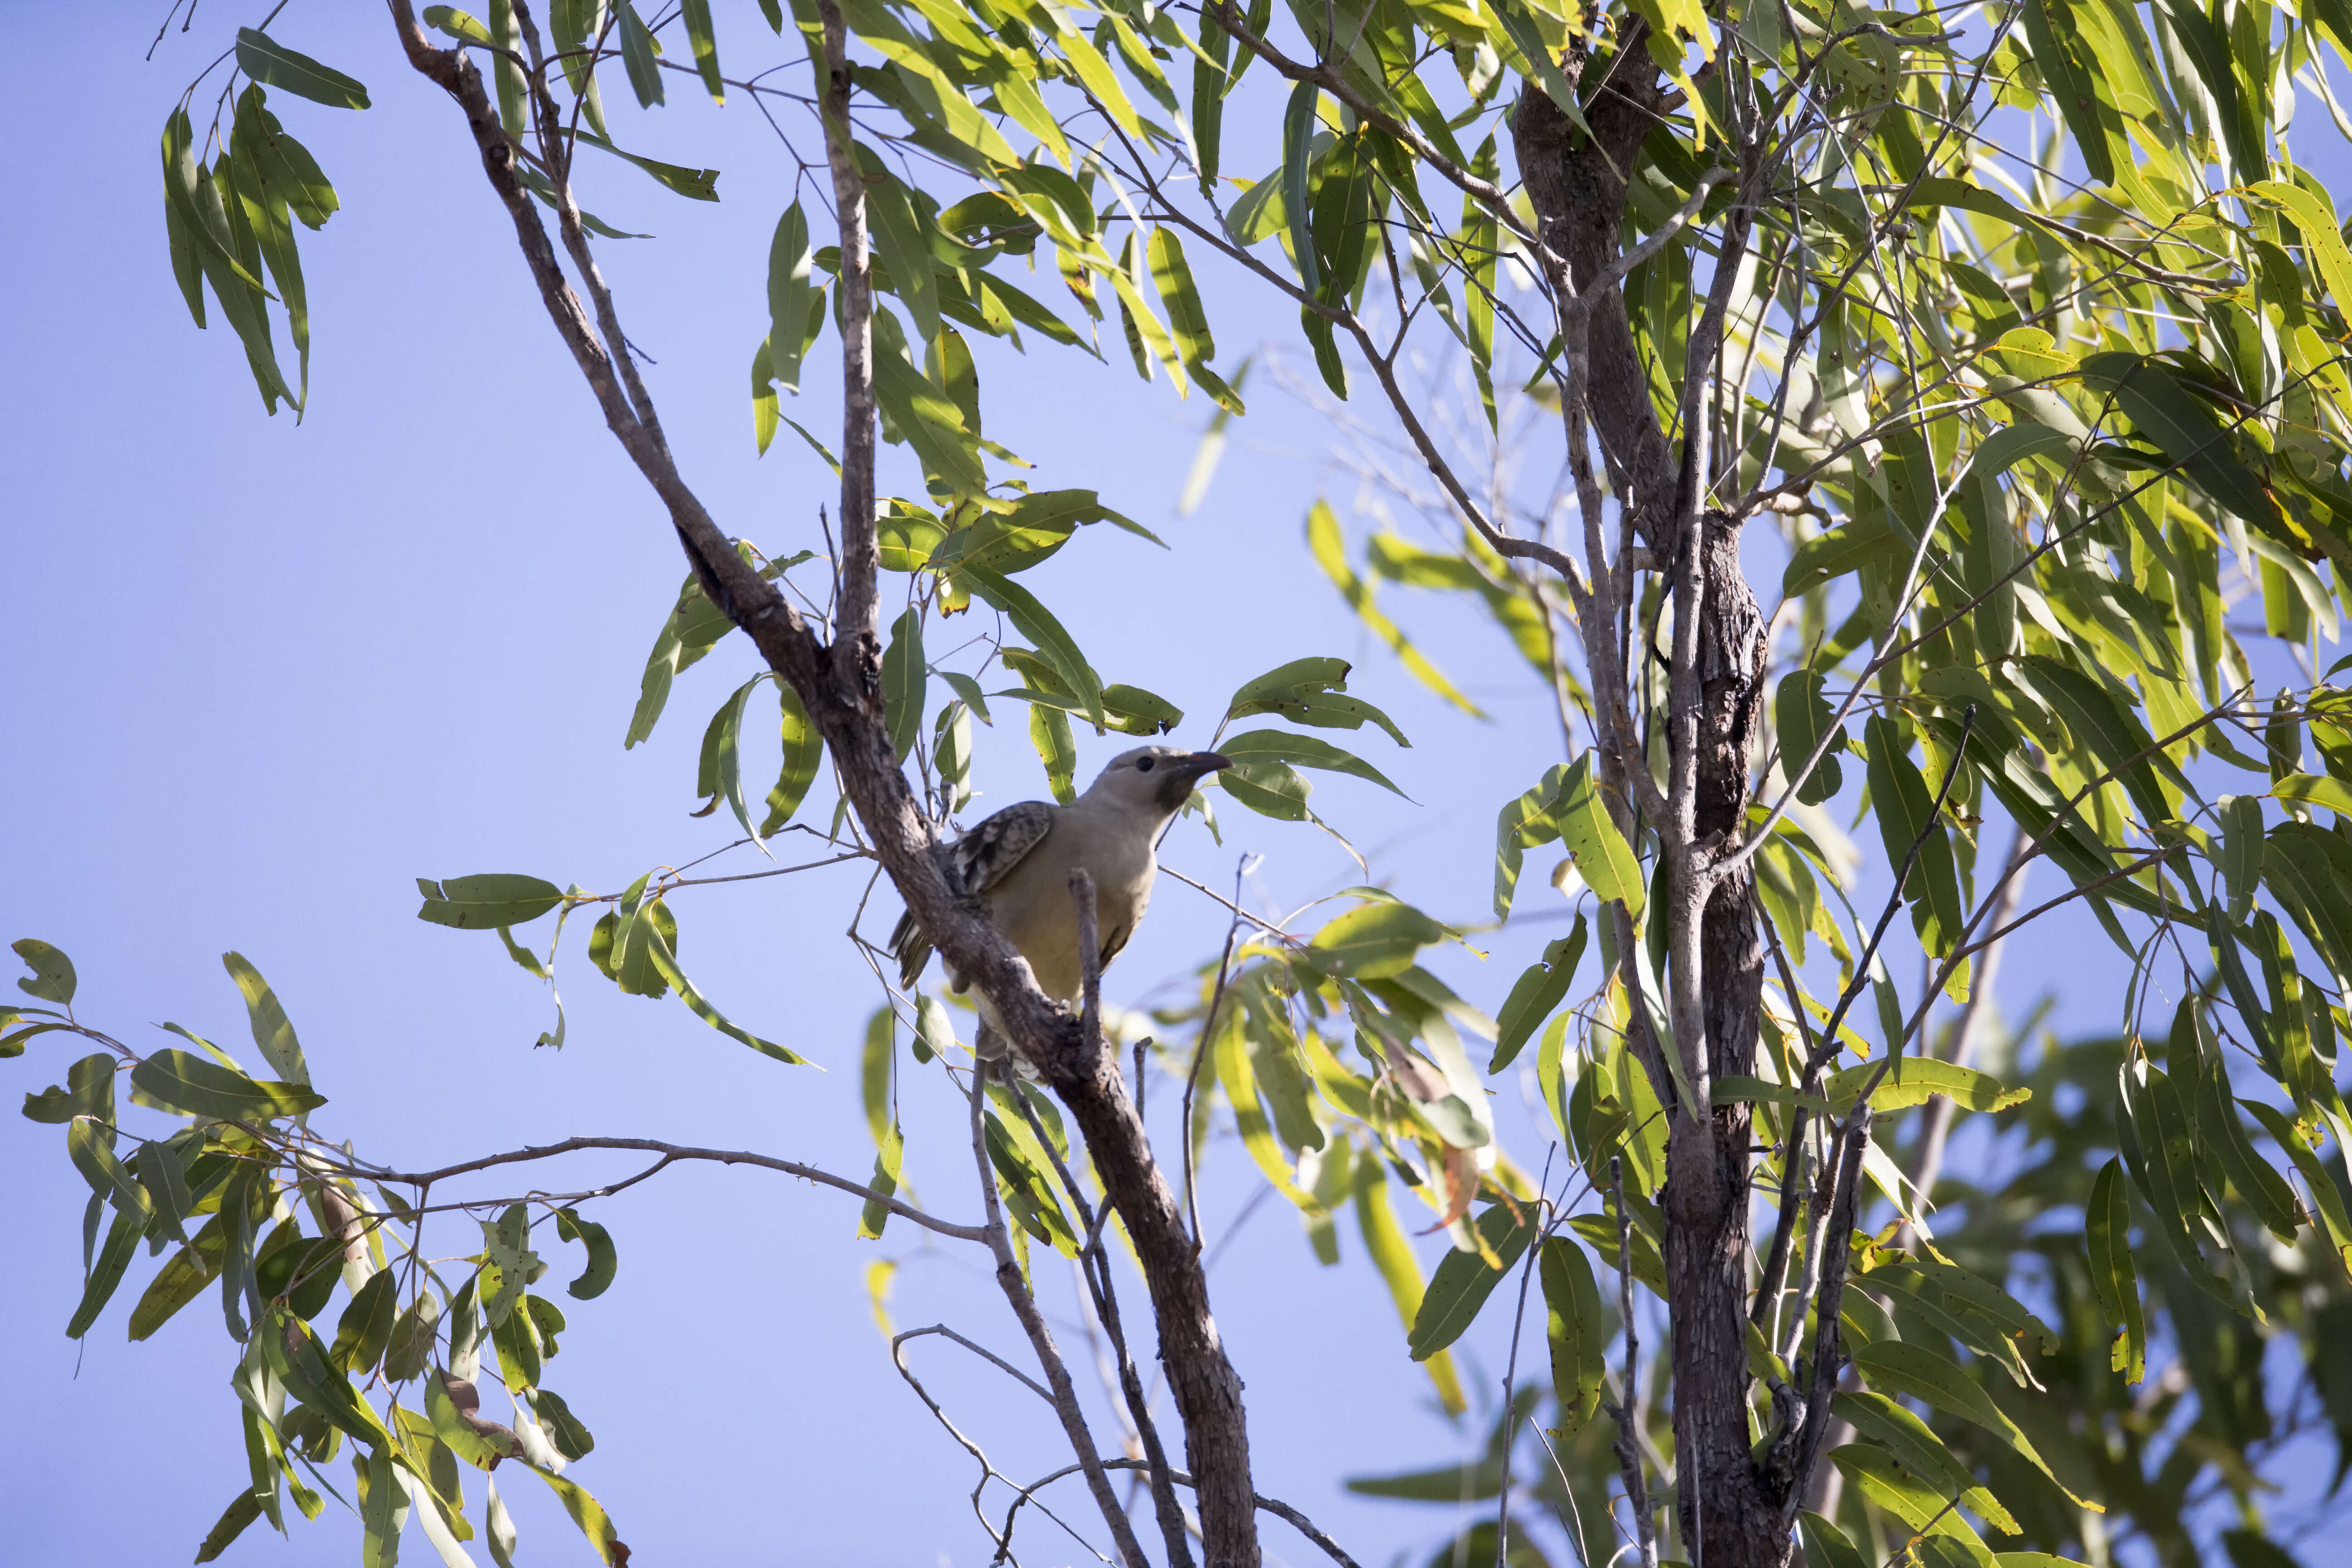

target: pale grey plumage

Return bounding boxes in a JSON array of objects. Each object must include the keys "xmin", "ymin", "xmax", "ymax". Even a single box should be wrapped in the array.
[{"xmin": 890, "ymin": 745, "xmax": 1230, "ymax": 1058}]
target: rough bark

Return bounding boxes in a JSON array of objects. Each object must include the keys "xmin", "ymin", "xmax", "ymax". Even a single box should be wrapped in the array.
[
  {"xmin": 1663, "ymin": 512, "xmax": 1779, "ymax": 1564},
  {"xmin": 1512, "ymin": 66, "xmax": 1681, "ymax": 539},
  {"xmin": 1516, "ymin": 65, "xmax": 1795, "ymax": 1568}
]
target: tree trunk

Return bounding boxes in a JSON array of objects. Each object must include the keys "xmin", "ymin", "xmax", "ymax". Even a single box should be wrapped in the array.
[
  {"xmin": 1662, "ymin": 514, "xmax": 1780, "ymax": 1565},
  {"xmin": 1516, "ymin": 65, "xmax": 1794, "ymax": 1568}
]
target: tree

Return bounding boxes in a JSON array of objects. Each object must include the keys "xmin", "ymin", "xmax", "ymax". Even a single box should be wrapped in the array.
[{"xmin": 16, "ymin": 0, "xmax": 2352, "ymax": 1564}]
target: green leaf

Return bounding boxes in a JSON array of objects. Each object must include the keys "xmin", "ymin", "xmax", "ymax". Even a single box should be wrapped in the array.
[
  {"xmin": 1835, "ymin": 1391, "xmax": 2020, "ymax": 1534},
  {"xmin": 761, "ymin": 682, "xmax": 825, "ymax": 833},
  {"xmin": 1863, "ymin": 717, "xmax": 1965, "ymax": 960},
  {"xmin": 859, "ymin": 150, "xmax": 939, "ymax": 352},
  {"xmin": 872, "ymin": 315, "xmax": 988, "ymax": 492},
  {"xmin": 680, "ymin": 0, "xmax": 724, "ymax": 102},
  {"xmin": 1851, "ymin": 1340, "xmax": 2098, "ymax": 1508},
  {"xmin": 1218, "ymin": 729, "xmax": 1404, "ymax": 796},
  {"xmin": 384, "ymin": 1289, "xmax": 443, "ymax": 1383},
  {"xmin": 914, "ymin": 992, "xmax": 958, "ymax": 1063},
  {"xmin": 2015, "ymin": 656, "xmax": 2176, "ymax": 827},
  {"xmin": 1225, "ymin": 657, "xmax": 1408, "ymax": 745},
  {"xmin": 529, "ymin": 1463, "xmax": 627, "ymax": 1567},
  {"xmin": 2079, "ymin": 353, "xmax": 2276, "ymax": 527},
  {"xmin": 69, "ymin": 1117, "xmax": 152, "ymax": 1228},
  {"xmin": 1775, "ymin": 671, "xmax": 1847, "ymax": 806},
  {"xmin": 2019, "ymin": 0, "xmax": 2114, "ymax": 185},
  {"xmin": 1307, "ymin": 902, "xmax": 1450, "ymax": 980},
  {"xmin": 2250, "ymin": 181, "xmax": 2352, "ymax": 311},
  {"xmin": 1802, "ymin": 1512, "xmax": 1870, "ymax": 1568},
  {"xmin": 130, "ymin": 1046, "xmax": 325, "ymax": 1121},
  {"xmin": 1556, "ymin": 754, "xmax": 1645, "ymax": 916},
  {"xmin": 493, "ymin": 1289, "xmax": 543, "ymax": 1389},
  {"xmin": 13, "ymin": 938, "xmax": 76, "ymax": 1004},
  {"xmin": 574, "ymin": 129, "xmax": 721, "ymax": 201},
  {"xmin": 2084, "ymin": 1157, "xmax": 2146, "ymax": 1382},
  {"xmin": 2119, "ymin": 1052, "xmax": 2237, "ymax": 1297},
  {"xmin": 2219, "ymin": 794, "xmax": 2264, "ymax": 919},
  {"xmin": 1220, "ymin": 757, "xmax": 1310, "ymax": 820},
  {"xmin": 1030, "ymin": 701, "xmax": 1078, "ymax": 804},
  {"xmin": 616, "ymin": 2, "xmax": 666, "ymax": 107},
  {"xmin": 1281, "ymin": 83, "xmax": 1322, "ymax": 296},
  {"xmin": 417, "ymin": 874, "xmax": 567, "ymax": 929},
  {"xmin": 883, "ymin": 608, "xmax": 926, "ymax": 762},
  {"xmin": 134, "ymin": 1137, "xmax": 196, "ymax": 1247},
  {"xmin": 964, "ymin": 567, "xmax": 1103, "ymax": 730},
  {"xmin": 331, "ymin": 1268, "xmax": 400, "ymax": 1375},
  {"xmin": 1409, "ymin": 1202, "xmax": 1539, "ymax": 1359},
  {"xmin": 1490, "ymin": 918, "xmax": 1586, "ymax": 1073},
  {"xmin": 221, "ymin": 950, "xmax": 309, "ymax": 1087},
  {"xmin": 235, "ymin": 29, "xmax": 372, "ymax": 110},
  {"xmin": 1353, "ymin": 1158, "xmax": 1465, "ymax": 1412},
  {"xmin": 532, "ymin": 1388, "xmax": 597, "ymax": 1461},
  {"xmin": 24, "ymin": 1051, "xmax": 113, "ymax": 1127},
  {"xmin": 423, "ymin": 6, "xmax": 495, "ymax": 44},
  {"xmin": 1830, "ymin": 1443, "xmax": 1998, "ymax": 1557},
  {"xmin": 642, "ymin": 925, "xmax": 808, "ymax": 1065},
  {"xmin": 2275, "ymin": 771, "xmax": 2352, "ymax": 818},
  {"xmin": 194, "ymin": 1487, "xmax": 265, "ymax": 1563},
  {"xmin": 1539, "ymin": 1236, "xmax": 1608, "ymax": 1440},
  {"xmin": 1822, "ymin": 1059, "xmax": 2029, "ymax": 1114},
  {"xmin": 67, "ymin": 1206, "xmax": 142, "ymax": 1339},
  {"xmin": 985, "ymin": 1110, "xmax": 1080, "ymax": 1254},
  {"xmin": 767, "ymin": 202, "xmax": 815, "ymax": 388},
  {"xmin": 1493, "ymin": 763, "xmax": 1571, "ymax": 921}
]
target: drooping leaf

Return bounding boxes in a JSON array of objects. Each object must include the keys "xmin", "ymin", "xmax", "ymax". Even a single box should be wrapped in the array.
[
  {"xmin": 235, "ymin": 29, "xmax": 372, "ymax": 111},
  {"xmin": 1490, "ymin": 919, "xmax": 1587, "ymax": 1073},
  {"xmin": 129, "ymin": 1049, "xmax": 326, "ymax": 1122},
  {"xmin": 1539, "ymin": 1236, "xmax": 1608, "ymax": 1440},
  {"xmin": 1408, "ymin": 1202, "xmax": 1540, "ymax": 1359},
  {"xmin": 1555, "ymin": 754, "xmax": 1645, "ymax": 916}
]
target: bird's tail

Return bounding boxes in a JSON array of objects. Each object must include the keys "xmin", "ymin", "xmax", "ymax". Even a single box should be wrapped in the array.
[{"xmin": 889, "ymin": 908, "xmax": 932, "ymax": 991}]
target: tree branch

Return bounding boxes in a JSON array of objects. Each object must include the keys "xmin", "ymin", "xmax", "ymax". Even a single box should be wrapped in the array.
[
  {"xmin": 386, "ymin": 17, "xmax": 1264, "ymax": 1560},
  {"xmin": 969, "ymin": 1069, "xmax": 1152, "ymax": 1568},
  {"xmin": 352, "ymin": 1133, "xmax": 989, "ymax": 1242}
]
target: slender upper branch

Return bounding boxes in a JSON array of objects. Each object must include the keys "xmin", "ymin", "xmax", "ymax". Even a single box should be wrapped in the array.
[{"xmin": 352, "ymin": 1133, "xmax": 991, "ymax": 1242}]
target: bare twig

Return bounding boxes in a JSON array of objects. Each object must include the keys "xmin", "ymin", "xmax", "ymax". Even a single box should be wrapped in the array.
[
  {"xmin": 968, "ymin": 1070, "xmax": 1152, "ymax": 1568},
  {"xmin": 351, "ymin": 1135, "xmax": 989, "ymax": 1242},
  {"xmin": 1005, "ymin": 1459, "xmax": 1367, "ymax": 1568}
]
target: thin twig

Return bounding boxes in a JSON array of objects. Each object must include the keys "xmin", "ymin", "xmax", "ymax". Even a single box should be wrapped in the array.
[
  {"xmin": 1004, "ymin": 1459, "xmax": 1367, "ymax": 1568},
  {"xmin": 343, "ymin": 1135, "xmax": 988, "ymax": 1243},
  {"xmin": 1604, "ymin": 1157, "xmax": 1658, "ymax": 1568}
]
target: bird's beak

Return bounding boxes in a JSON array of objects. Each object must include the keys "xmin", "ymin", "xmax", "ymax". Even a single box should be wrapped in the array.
[{"xmin": 1182, "ymin": 751, "xmax": 1232, "ymax": 777}]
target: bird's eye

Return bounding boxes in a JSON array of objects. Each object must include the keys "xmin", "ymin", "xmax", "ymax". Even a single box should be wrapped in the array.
[{"xmin": 1137, "ymin": 757, "xmax": 1156, "ymax": 772}]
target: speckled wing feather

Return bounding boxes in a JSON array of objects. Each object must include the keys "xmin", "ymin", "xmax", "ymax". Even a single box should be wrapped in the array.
[
  {"xmin": 889, "ymin": 801, "xmax": 1055, "ymax": 988},
  {"xmin": 948, "ymin": 800, "xmax": 1055, "ymax": 897}
]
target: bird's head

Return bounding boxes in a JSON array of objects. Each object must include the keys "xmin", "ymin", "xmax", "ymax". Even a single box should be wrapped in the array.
[{"xmin": 1085, "ymin": 745, "xmax": 1232, "ymax": 817}]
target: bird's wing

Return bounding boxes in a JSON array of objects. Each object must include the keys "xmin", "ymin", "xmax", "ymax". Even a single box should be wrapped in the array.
[
  {"xmin": 892, "ymin": 801, "xmax": 1055, "ymax": 989},
  {"xmin": 1098, "ymin": 919, "xmax": 1135, "ymax": 970},
  {"xmin": 949, "ymin": 800, "xmax": 1056, "ymax": 896}
]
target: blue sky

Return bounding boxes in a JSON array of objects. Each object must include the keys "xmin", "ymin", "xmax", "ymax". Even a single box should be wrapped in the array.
[{"xmin": 4, "ymin": 5, "xmax": 2337, "ymax": 1567}]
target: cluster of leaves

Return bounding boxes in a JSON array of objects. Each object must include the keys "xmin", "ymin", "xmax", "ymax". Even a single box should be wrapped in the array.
[
  {"xmin": 4, "ymin": 940, "xmax": 628, "ymax": 1567},
  {"xmin": 1267, "ymin": 0, "xmax": 2352, "ymax": 1547}
]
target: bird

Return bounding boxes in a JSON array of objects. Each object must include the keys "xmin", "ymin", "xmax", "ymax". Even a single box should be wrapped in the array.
[{"xmin": 891, "ymin": 744, "xmax": 1231, "ymax": 1063}]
